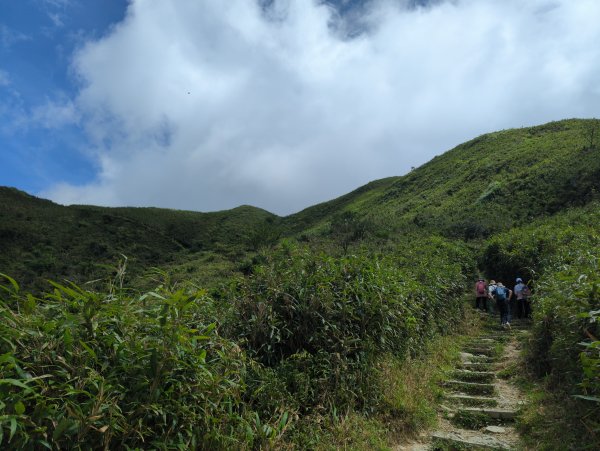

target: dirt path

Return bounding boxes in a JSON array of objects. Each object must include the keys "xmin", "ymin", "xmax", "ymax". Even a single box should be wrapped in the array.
[{"xmin": 394, "ymin": 314, "xmax": 531, "ymax": 450}]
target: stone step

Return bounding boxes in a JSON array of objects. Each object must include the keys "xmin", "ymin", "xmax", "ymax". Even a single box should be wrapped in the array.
[
  {"xmin": 465, "ymin": 343, "xmax": 496, "ymax": 351},
  {"xmin": 451, "ymin": 370, "xmax": 495, "ymax": 383},
  {"xmin": 460, "ymin": 352, "xmax": 493, "ymax": 363},
  {"xmin": 431, "ymin": 431, "xmax": 511, "ymax": 450},
  {"xmin": 460, "ymin": 362, "xmax": 494, "ymax": 372},
  {"xmin": 467, "ymin": 338, "xmax": 496, "ymax": 344},
  {"xmin": 444, "ymin": 380, "xmax": 495, "ymax": 396},
  {"xmin": 463, "ymin": 347, "xmax": 497, "ymax": 357},
  {"xmin": 445, "ymin": 394, "xmax": 498, "ymax": 407},
  {"xmin": 461, "ymin": 407, "xmax": 518, "ymax": 420},
  {"xmin": 451, "ymin": 408, "xmax": 518, "ymax": 430},
  {"xmin": 489, "ymin": 324, "xmax": 529, "ymax": 331},
  {"xmin": 476, "ymin": 334, "xmax": 509, "ymax": 341}
]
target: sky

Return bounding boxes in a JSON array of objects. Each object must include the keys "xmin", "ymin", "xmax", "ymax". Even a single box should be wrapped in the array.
[{"xmin": 1, "ymin": 0, "xmax": 600, "ymax": 215}]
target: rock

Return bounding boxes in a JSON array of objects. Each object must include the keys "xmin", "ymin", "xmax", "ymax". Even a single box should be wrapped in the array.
[{"xmin": 486, "ymin": 426, "xmax": 507, "ymax": 434}]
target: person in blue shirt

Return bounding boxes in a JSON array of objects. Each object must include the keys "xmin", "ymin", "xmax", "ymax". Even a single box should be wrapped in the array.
[{"xmin": 493, "ymin": 282, "xmax": 513, "ymax": 328}]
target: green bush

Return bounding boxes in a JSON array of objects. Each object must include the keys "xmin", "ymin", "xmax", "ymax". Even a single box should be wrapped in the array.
[
  {"xmin": 0, "ymin": 274, "xmax": 286, "ymax": 450},
  {"xmin": 228, "ymin": 240, "xmax": 469, "ymax": 414}
]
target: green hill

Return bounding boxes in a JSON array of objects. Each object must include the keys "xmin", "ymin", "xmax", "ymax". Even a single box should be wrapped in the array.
[
  {"xmin": 0, "ymin": 187, "xmax": 277, "ymax": 290},
  {"xmin": 283, "ymin": 119, "xmax": 600, "ymax": 240}
]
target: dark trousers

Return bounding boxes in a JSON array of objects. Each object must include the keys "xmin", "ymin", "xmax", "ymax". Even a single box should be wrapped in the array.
[
  {"xmin": 510, "ymin": 297, "xmax": 519, "ymax": 318},
  {"xmin": 497, "ymin": 299, "xmax": 509, "ymax": 324},
  {"xmin": 517, "ymin": 299, "xmax": 531, "ymax": 319},
  {"xmin": 476, "ymin": 296, "xmax": 488, "ymax": 311}
]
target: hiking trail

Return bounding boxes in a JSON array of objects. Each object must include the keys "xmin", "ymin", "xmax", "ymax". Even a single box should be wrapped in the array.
[{"xmin": 395, "ymin": 313, "xmax": 531, "ymax": 450}]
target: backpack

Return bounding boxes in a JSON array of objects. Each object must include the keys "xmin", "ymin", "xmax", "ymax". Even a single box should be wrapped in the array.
[
  {"xmin": 476, "ymin": 281, "xmax": 486, "ymax": 296},
  {"xmin": 495, "ymin": 286, "xmax": 507, "ymax": 301}
]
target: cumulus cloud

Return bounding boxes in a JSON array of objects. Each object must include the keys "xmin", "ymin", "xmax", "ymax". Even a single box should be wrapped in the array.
[{"xmin": 42, "ymin": 0, "xmax": 600, "ymax": 214}]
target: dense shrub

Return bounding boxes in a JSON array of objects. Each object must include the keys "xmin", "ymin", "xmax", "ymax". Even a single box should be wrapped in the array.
[
  {"xmin": 0, "ymin": 274, "xmax": 286, "ymax": 450},
  {"xmin": 528, "ymin": 249, "xmax": 600, "ymax": 390},
  {"xmin": 228, "ymin": 239, "xmax": 469, "ymax": 414}
]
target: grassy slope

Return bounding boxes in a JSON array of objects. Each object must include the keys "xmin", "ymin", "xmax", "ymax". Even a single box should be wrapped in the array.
[
  {"xmin": 284, "ymin": 119, "xmax": 600, "ymax": 240},
  {"xmin": 382, "ymin": 120, "xmax": 600, "ymax": 233},
  {"xmin": 281, "ymin": 176, "xmax": 400, "ymax": 235},
  {"xmin": 0, "ymin": 187, "xmax": 276, "ymax": 290}
]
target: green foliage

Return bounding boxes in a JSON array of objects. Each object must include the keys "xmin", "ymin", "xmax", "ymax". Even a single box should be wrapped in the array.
[
  {"xmin": 582, "ymin": 118, "xmax": 600, "ymax": 151},
  {"xmin": 4, "ymin": 119, "xmax": 600, "ymax": 448},
  {"xmin": 329, "ymin": 211, "xmax": 373, "ymax": 253},
  {"xmin": 486, "ymin": 203, "xmax": 600, "ymax": 446},
  {"xmin": 0, "ymin": 188, "xmax": 276, "ymax": 292},
  {"xmin": 229, "ymin": 240, "xmax": 469, "ymax": 414},
  {"xmin": 0, "ymin": 274, "xmax": 289, "ymax": 450}
]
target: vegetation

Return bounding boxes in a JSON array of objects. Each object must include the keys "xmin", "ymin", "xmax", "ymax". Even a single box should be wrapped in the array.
[
  {"xmin": 1, "ymin": 118, "xmax": 600, "ymax": 448},
  {"xmin": 482, "ymin": 204, "xmax": 600, "ymax": 448}
]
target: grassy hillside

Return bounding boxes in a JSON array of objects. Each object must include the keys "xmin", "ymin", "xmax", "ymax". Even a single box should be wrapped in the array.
[
  {"xmin": 0, "ymin": 187, "xmax": 277, "ymax": 291},
  {"xmin": 284, "ymin": 119, "xmax": 600, "ymax": 241},
  {"xmin": 371, "ymin": 119, "xmax": 600, "ymax": 236}
]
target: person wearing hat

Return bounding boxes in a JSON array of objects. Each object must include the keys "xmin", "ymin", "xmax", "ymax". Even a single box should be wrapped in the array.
[
  {"xmin": 514, "ymin": 277, "xmax": 527, "ymax": 319},
  {"xmin": 475, "ymin": 278, "xmax": 488, "ymax": 311}
]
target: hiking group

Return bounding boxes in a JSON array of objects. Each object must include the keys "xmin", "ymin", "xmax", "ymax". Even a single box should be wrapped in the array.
[{"xmin": 474, "ymin": 277, "xmax": 532, "ymax": 328}]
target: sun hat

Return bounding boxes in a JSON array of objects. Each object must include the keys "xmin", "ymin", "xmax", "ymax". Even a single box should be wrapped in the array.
[
  {"xmin": 490, "ymin": 280, "xmax": 496, "ymax": 284},
  {"xmin": 516, "ymin": 278, "xmax": 523, "ymax": 283}
]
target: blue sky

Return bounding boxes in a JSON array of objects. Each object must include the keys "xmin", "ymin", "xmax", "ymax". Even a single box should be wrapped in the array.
[
  {"xmin": 2, "ymin": 0, "xmax": 600, "ymax": 215},
  {"xmin": 0, "ymin": 0, "xmax": 126, "ymax": 192}
]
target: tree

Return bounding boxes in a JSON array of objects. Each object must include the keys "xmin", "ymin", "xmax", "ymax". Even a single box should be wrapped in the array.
[
  {"xmin": 329, "ymin": 211, "xmax": 371, "ymax": 253},
  {"xmin": 247, "ymin": 217, "xmax": 282, "ymax": 251}
]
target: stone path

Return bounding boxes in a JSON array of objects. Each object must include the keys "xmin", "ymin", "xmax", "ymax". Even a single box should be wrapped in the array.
[{"xmin": 395, "ymin": 315, "xmax": 531, "ymax": 450}]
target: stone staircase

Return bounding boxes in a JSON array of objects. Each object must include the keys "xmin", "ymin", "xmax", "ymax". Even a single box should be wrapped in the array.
[{"xmin": 397, "ymin": 316, "xmax": 531, "ymax": 450}]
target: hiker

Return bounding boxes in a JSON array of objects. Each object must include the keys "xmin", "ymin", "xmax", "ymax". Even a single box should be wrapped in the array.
[
  {"xmin": 487, "ymin": 279, "xmax": 497, "ymax": 314},
  {"xmin": 475, "ymin": 278, "xmax": 488, "ymax": 311},
  {"xmin": 514, "ymin": 278, "xmax": 527, "ymax": 319},
  {"xmin": 493, "ymin": 282, "xmax": 513, "ymax": 328}
]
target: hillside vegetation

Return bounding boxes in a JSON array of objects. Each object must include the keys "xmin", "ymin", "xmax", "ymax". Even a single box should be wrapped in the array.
[
  {"xmin": 0, "ymin": 188, "xmax": 277, "ymax": 292},
  {"xmin": 1, "ymin": 118, "xmax": 599, "ymax": 449}
]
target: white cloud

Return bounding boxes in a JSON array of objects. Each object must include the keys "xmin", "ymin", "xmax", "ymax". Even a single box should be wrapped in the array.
[{"xmin": 42, "ymin": 0, "xmax": 600, "ymax": 214}]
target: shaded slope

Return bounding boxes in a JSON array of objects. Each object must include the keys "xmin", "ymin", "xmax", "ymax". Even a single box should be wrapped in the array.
[{"xmin": 0, "ymin": 187, "xmax": 276, "ymax": 290}]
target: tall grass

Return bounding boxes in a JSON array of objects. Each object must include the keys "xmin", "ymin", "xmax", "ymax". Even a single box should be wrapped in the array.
[{"xmin": 0, "ymin": 271, "xmax": 287, "ymax": 449}]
